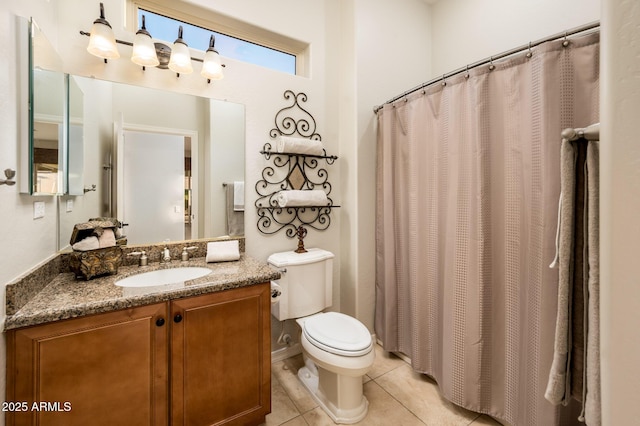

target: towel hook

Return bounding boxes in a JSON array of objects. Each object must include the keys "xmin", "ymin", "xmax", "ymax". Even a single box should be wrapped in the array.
[{"xmin": 0, "ymin": 168, "xmax": 16, "ymax": 186}]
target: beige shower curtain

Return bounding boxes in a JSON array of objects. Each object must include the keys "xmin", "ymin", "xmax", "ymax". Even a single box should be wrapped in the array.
[{"xmin": 375, "ymin": 32, "xmax": 599, "ymax": 426}]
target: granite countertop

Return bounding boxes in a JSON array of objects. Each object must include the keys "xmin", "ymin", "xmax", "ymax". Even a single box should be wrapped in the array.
[{"xmin": 4, "ymin": 254, "xmax": 280, "ymax": 331}]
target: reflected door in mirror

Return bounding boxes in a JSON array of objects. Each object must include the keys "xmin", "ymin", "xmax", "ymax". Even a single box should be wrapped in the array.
[{"xmin": 121, "ymin": 130, "xmax": 185, "ymax": 245}]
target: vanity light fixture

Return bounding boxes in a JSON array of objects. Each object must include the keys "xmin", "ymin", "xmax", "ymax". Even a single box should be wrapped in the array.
[
  {"xmin": 81, "ymin": 7, "xmax": 225, "ymax": 82},
  {"xmin": 168, "ymin": 26, "xmax": 193, "ymax": 76},
  {"xmin": 131, "ymin": 15, "xmax": 159, "ymax": 69},
  {"xmin": 201, "ymin": 35, "xmax": 224, "ymax": 82},
  {"xmin": 86, "ymin": 2, "xmax": 120, "ymax": 62}
]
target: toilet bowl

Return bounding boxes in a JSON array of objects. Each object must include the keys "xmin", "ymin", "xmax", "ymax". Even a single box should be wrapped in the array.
[
  {"xmin": 268, "ymin": 248, "xmax": 375, "ymax": 423},
  {"xmin": 296, "ymin": 312, "xmax": 375, "ymax": 424}
]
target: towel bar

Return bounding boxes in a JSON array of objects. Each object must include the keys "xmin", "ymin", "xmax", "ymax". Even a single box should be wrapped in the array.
[{"xmin": 562, "ymin": 123, "xmax": 600, "ymax": 141}]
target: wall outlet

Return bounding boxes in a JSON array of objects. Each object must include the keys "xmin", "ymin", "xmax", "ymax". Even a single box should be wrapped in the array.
[
  {"xmin": 33, "ymin": 201, "xmax": 45, "ymax": 219},
  {"xmin": 66, "ymin": 199, "xmax": 74, "ymax": 212}
]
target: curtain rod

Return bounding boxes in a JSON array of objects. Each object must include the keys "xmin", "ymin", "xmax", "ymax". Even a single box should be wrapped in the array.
[{"xmin": 373, "ymin": 21, "xmax": 600, "ymax": 113}]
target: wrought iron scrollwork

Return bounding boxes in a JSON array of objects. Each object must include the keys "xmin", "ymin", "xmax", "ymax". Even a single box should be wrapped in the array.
[
  {"xmin": 256, "ymin": 90, "xmax": 338, "ymax": 238},
  {"xmin": 269, "ymin": 90, "xmax": 321, "ymax": 141}
]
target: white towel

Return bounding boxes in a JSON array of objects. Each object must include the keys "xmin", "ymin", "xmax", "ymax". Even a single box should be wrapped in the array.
[
  {"xmin": 72, "ymin": 236, "xmax": 99, "ymax": 251},
  {"xmin": 98, "ymin": 229, "xmax": 116, "ymax": 248},
  {"xmin": 276, "ymin": 190, "xmax": 329, "ymax": 207},
  {"xmin": 275, "ymin": 135, "xmax": 324, "ymax": 156},
  {"xmin": 233, "ymin": 181, "xmax": 244, "ymax": 212},
  {"xmin": 206, "ymin": 240, "xmax": 240, "ymax": 263}
]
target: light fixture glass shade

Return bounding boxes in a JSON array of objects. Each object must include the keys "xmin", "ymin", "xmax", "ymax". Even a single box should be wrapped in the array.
[
  {"xmin": 168, "ymin": 42, "xmax": 193, "ymax": 74},
  {"xmin": 131, "ymin": 32, "xmax": 159, "ymax": 67},
  {"xmin": 87, "ymin": 21, "xmax": 119, "ymax": 60},
  {"xmin": 201, "ymin": 49, "xmax": 224, "ymax": 81},
  {"xmin": 168, "ymin": 26, "xmax": 193, "ymax": 74},
  {"xmin": 86, "ymin": 3, "xmax": 119, "ymax": 60},
  {"xmin": 131, "ymin": 15, "xmax": 158, "ymax": 67}
]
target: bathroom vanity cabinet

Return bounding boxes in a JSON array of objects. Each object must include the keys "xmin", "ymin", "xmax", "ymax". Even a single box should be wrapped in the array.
[{"xmin": 5, "ymin": 283, "xmax": 271, "ymax": 426}]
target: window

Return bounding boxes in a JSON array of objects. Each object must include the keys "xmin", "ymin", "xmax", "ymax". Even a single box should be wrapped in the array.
[{"xmin": 131, "ymin": 3, "xmax": 305, "ymax": 76}]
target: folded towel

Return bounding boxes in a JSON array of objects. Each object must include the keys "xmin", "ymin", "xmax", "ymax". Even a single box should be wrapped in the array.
[
  {"xmin": 72, "ymin": 236, "xmax": 99, "ymax": 251},
  {"xmin": 233, "ymin": 181, "xmax": 244, "ymax": 212},
  {"xmin": 275, "ymin": 135, "xmax": 324, "ymax": 156},
  {"xmin": 276, "ymin": 190, "xmax": 329, "ymax": 207},
  {"xmin": 206, "ymin": 240, "xmax": 240, "ymax": 263},
  {"xmin": 98, "ymin": 229, "xmax": 116, "ymax": 248}
]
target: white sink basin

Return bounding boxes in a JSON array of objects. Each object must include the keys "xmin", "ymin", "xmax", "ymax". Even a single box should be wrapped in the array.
[{"xmin": 115, "ymin": 267, "xmax": 212, "ymax": 288}]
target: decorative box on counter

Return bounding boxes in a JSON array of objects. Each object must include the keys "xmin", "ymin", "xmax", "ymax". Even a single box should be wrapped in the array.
[{"xmin": 68, "ymin": 219, "xmax": 126, "ymax": 280}]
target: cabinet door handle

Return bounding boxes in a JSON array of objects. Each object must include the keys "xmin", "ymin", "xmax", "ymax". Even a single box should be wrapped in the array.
[
  {"xmin": 173, "ymin": 313, "xmax": 183, "ymax": 323},
  {"xmin": 156, "ymin": 317, "xmax": 165, "ymax": 327}
]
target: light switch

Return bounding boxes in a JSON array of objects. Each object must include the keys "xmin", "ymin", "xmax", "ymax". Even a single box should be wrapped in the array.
[
  {"xmin": 66, "ymin": 199, "xmax": 74, "ymax": 212},
  {"xmin": 33, "ymin": 201, "xmax": 45, "ymax": 219}
]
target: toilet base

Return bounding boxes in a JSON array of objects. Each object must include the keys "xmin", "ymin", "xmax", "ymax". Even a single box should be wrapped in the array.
[{"xmin": 298, "ymin": 363, "xmax": 369, "ymax": 424}]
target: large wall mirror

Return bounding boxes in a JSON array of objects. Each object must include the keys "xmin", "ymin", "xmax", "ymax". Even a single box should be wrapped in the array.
[
  {"xmin": 18, "ymin": 18, "xmax": 245, "ymax": 248},
  {"xmin": 56, "ymin": 76, "xmax": 245, "ymax": 250}
]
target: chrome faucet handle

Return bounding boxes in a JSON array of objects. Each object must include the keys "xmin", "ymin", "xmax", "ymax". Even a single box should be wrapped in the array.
[
  {"xmin": 181, "ymin": 246, "xmax": 198, "ymax": 261},
  {"xmin": 127, "ymin": 251, "xmax": 148, "ymax": 266}
]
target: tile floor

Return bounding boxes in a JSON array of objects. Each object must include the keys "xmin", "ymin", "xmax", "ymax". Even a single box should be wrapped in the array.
[{"xmin": 265, "ymin": 344, "xmax": 504, "ymax": 426}]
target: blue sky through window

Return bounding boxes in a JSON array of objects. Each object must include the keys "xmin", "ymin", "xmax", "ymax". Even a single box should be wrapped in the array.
[{"xmin": 138, "ymin": 10, "xmax": 296, "ymax": 75}]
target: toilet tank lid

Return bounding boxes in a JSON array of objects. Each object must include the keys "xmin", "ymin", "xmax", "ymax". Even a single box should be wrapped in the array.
[{"xmin": 267, "ymin": 248, "xmax": 334, "ymax": 267}]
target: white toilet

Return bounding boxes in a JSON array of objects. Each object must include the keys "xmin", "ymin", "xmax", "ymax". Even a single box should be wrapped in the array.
[{"xmin": 268, "ymin": 248, "xmax": 375, "ymax": 424}]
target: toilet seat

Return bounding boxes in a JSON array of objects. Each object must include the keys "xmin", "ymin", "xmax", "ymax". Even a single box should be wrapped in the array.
[{"xmin": 302, "ymin": 312, "xmax": 373, "ymax": 357}]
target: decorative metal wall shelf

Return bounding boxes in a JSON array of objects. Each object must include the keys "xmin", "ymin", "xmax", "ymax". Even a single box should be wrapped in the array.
[{"xmin": 255, "ymin": 90, "xmax": 338, "ymax": 250}]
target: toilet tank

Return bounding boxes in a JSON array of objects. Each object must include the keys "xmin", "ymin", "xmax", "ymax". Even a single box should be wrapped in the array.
[{"xmin": 268, "ymin": 248, "xmax": 334, "ymax": 321}]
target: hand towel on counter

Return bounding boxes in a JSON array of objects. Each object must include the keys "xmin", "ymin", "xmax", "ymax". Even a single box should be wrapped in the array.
[
  {"xmin": 233, "ymin": 181, "xmax": 245, "ymax": 211},
  {"xmin": 206, "ymin": 239, "xmax": 240, "ymax": 263},
  {"xmin": 276, "ymin": 189, "xmax": 329, "ymax": 207},
  {"xmin": 72, "ymin": 236, "xmax": 100, "ymax": 251},
  {"xmin": 275, "ymin": 135, "xmax": 324, "ymax": 156}
]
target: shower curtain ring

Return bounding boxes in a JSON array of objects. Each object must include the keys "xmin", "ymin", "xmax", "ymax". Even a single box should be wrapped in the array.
[
  {"xmin": 562, "ymin": 31, "xmax": 570, "ymax": 47},
  {"xmin": 526, "ymin": 41, "xmax": 533, "ymax": 58},
  {"xmin": 465, "ymin": 65, "xmax": 470, "ymax": 79},
  {"xmin": 489, "ymin": 56, "xmax": 495, "ymax": 71},
  {"xmin": 441, "ymin": 74, "xmax": 447, "ymax": 86}
]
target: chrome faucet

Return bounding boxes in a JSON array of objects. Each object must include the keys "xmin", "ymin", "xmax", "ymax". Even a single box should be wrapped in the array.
[{"xmin": 161, "ymin": 246, "xmax": 171, "ymax": 263}]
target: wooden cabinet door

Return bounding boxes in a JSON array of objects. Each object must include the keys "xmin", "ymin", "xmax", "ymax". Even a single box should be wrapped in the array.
[
  {"xmin": 6, "ymin": 303, "xmax": 169, "ymax": 426},
  {"xmin": 171, "ymin": 283, "xmax": 271, "ymax": 426}
]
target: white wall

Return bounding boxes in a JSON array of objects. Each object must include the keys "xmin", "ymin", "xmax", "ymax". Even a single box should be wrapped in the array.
[
  {"xmin": 600, "ymin": 0, "xmax": 640, "ymax": 423},
  {"xmin": 339, "ymin": 0, "xmax": 432, "ymax": 329},
  {"xmin": 430, "ymin": 0, "xmax": 600, "ymax": 77}
]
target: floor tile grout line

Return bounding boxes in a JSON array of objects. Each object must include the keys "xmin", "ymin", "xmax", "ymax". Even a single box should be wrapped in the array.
[{"xmin": 369, "ymin": 375, "xmax": 428, "ymax": 425}]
